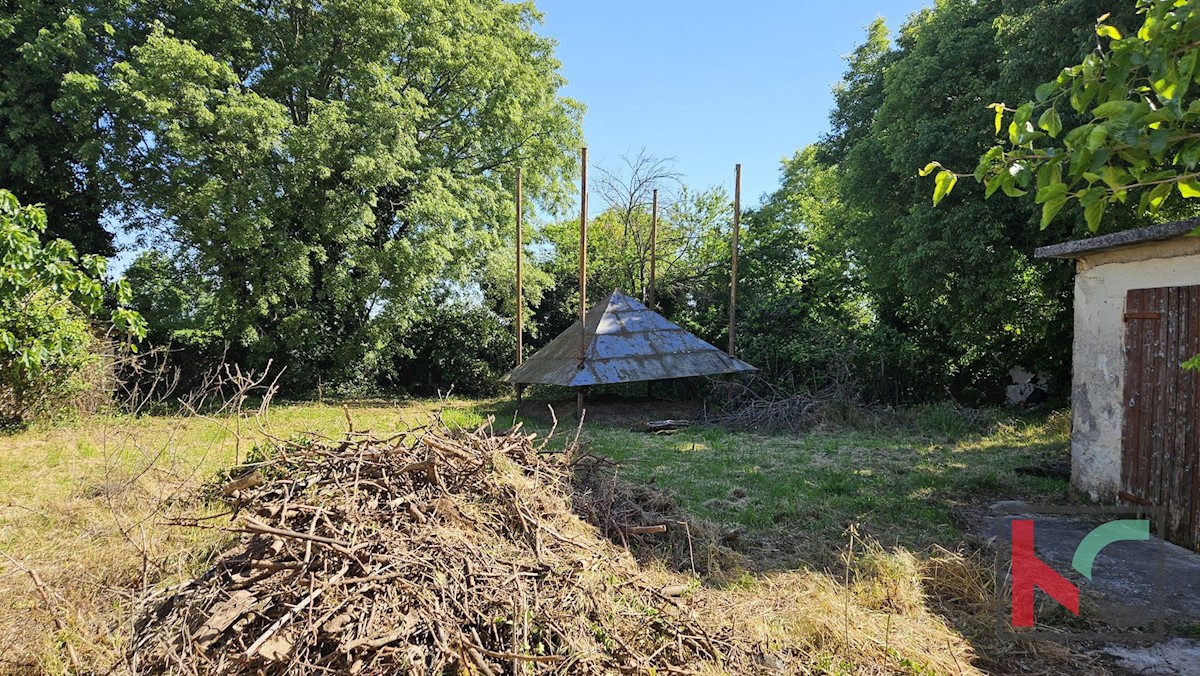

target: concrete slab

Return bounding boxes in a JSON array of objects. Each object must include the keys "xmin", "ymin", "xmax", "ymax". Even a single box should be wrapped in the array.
[
  {"xmin": 988, "ymin": 503, "xmax": 1200, "ymax": 674},
  {"xmin": 1102, "ymin": 638, "xmax": 1200, "ymax": 675},
  {"xmin": 989, "ymin": 504, "xmax": 1200, "ymax": 630}
]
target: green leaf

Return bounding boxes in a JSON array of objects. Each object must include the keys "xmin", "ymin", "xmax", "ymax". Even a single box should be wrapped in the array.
[
  {"xmin": 1096, "ymin": 24, "xmax": 1122, "ymax": 40},
  {"xmin": 984, "ymin": 176, "xmax": 1004, "ymax": 199},
  {"xmin": 1141, "ymin": 183, "xmax": 1173, "ymax": 214},
  {"xmin": 918, "ymin": 162, "xmax": 940, "ymax": 177},
  {"xmin": 1084, "ymin": 195, "xmax": 1107, "ymax": 231},
  {"xmin": 1001, "ymin": 182, "xmax": 1026, "ymax": 198},
  {"xmin": 1035, "ymin": 182, "xmax": 1068, "ymax": 204},
  {"xmin": 1036, "ymin": 159, "xmax": 1063, "ymax": 190},
  {"xmin": 1092, "ymin": 100, "xmax": 1133, "ymax": 118},
  {"xmin": 932, "ymin": 170, "xmax": 958, "ymax": 206},
  {"xmin": 1100, "ymin": 166, "xmax": 1126, "ymax": 190},
  {"xmin": 974, "ymin": 146, "xmax": 1004, "ymax": 180},
  {"xmin": 1149, "ymin": 128, "xmax": 1170, "ymax": 159},
  {"xmin": 1178, "ymin": 180, "xmax": 1200, "ymax": 198},
  {"xmin": 1038, "ymin": 107, "xmax": 1063, "ymax": 137},
  {"xmin": 1035, "ymin": 82, "xmax": 1058, "ymax": 103},
  {"xmin": 1086, "ymin": 125, "xmax": 1109, "ymax": 151},
  {"xmin": 1012, "ymin": 103, "xmax": 1033, "ymax": 137},
  {"xmin": 1040, "ymin": 196, "xmax": 1068, "ymax": 229}
]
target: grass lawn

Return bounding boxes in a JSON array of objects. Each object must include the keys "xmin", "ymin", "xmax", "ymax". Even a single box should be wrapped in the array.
[
  {"xmin": 563, "ymin": 406, "xmax": 1076, "ymax": 568},
  {"xmin": 0, "ymin": 397, "xmax": 1084, "ymax": 674}
]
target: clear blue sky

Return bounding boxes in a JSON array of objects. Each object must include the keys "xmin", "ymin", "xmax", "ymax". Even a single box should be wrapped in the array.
[{"xmin": 535, "ymin": 0, "xmax": 932, "ymax": 207}]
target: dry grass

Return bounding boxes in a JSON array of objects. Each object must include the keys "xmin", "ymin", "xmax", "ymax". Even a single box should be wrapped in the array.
[
  {"xmin": 0, "ymin": 399, "xmax": 1088, "ymax": 675},
  {"xmin": 0, "ymin": 400, "xmax": 488, "ymax": 674}
]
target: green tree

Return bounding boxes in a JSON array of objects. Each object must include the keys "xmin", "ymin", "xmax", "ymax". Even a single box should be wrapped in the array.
[
  {"xmin": 0, "ymin": 189, "xmax": 144, "ymax": 423},
  {"xmin": 60, "ymin": 0, "xmax": 582, "ymax": 391},
  {"xmin": 927, "ymin": 0, "xmax": 1200, "ymax": 370},
  {"xmin": 821, "ymin": 0, "xmax": 1145, "ymax": 402},
  {"xmin": 0, "ymin": 1, "xmax": 132, "ymax": 254},
  {"xmin": 532, "ymin": 181, "xmax": 733, "ymax": 349},
  {"xmin": 122, "ymin": 249, "xmax": 216, "ymax": 344},
  {"xmin": 932, "ymin": 0, "xmax": 1200, "ymax": 231},
  {"xmin": 738, "ymin": 146, "xmax": 872, "ymax": 390}
]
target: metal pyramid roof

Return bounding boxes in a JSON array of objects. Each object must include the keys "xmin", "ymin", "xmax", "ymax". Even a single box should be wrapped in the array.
[{"xmin": 502, "ymin": 288, "xmax": 757, "ymax": 387}]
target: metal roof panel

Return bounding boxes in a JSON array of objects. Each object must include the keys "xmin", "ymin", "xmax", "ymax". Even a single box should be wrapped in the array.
[{"xmin": 501, "ymin": 289, "xmax": 757, "ymax": 386}]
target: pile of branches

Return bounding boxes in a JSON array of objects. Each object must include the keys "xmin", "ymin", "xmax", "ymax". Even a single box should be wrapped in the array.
[
  {"xmin": 573, "ymin": 453, "xmax": 744, "ymax": 576},
  {"xmin": 128, "ymin": 422, "xmax": 765, "ymax": 674},
  {"xmin": 713, "ymin": 376, "xmax": 866, "ymax": 432}
]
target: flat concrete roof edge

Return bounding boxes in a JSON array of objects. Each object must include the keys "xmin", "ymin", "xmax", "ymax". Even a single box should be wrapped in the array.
[{"xmin": 1035, "ymin": 218, "xmax": 1200, "ymax": 259}]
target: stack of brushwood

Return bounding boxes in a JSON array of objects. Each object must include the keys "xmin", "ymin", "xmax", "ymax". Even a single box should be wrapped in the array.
[
  {"xmin": 715, "ymin": 378, "xmax": 863, "ymax": 431},
  {"xmin": 572, "ymin": 453, "xmax": 746, "ymax": 576},
  {"xmin": 129, "ymin": 422, "xmax": 772, "ymax": 674}
]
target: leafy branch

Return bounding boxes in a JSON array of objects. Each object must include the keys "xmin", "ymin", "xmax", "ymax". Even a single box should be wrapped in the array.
[{"xmin": 923, "ymin": 1, "xmax": 1200, "ymax": 233}]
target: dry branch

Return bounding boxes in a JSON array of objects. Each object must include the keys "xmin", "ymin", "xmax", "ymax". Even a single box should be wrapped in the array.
[{"xmin": 129, "ymin": 423, "xmax": 758, "ymax": 674}]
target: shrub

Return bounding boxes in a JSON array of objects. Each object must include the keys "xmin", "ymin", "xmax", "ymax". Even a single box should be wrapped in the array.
[
  {"xmin": 0, "ymin": 190, "xmax": 144, "ymax": 424},
  {"xmin": 389, "ymin": 302, "xmax": 515, "ymax": 397}
]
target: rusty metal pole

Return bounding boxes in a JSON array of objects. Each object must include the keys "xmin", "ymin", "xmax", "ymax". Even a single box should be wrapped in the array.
[
  {"xmin": 578, "ymin": 147, "xmax": 588, "ymax": 419},
  {"xmin": 728, "ymin": 164, "xmax": 741, "ymax": 358},
  {"xmin": 515, "ymin": 167, "xmax": 524, "ymax": 404}
]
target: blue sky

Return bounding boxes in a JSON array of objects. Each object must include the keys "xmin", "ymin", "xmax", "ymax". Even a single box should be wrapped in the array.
[{"xmin": 535, "ymin": 0, "xmax": 932, "ymax": 207}]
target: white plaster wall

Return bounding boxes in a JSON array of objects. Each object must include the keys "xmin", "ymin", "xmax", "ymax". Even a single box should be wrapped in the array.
[{"xmin": 1071, "ymin": 241, "xmax": 1200, "ymax": 500}]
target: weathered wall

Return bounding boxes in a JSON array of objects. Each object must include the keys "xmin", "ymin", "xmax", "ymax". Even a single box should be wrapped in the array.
[{"xmin": 1071, "ymin": 237, "xmax": 1200, "ymax": 499}]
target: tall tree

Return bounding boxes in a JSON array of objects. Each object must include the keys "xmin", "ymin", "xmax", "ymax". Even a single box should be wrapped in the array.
[
  {"xmin": 820, "ymin": 0, "xmax": 1146, "ymax": 401},
  {"xmin": 60, "ymin": 0, "xmax": 582, "ymax": 389},
  {"xmin": 0, "ymin": 1, "xmax": 132, "ymax": 255},
  {"xmin": 590, "ymin": 150, "xmax": 681, "ymax": 301},
  {"xmin": 532, "ymin": 180, "xmax": 732, "ymax": 348},
  {"xmin": 738, "ymin": 146, "xmax": 871, "ymax": 390}
]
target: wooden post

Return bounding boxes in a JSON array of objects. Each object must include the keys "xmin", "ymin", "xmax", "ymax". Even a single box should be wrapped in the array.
[
  {"xmin": 648, "ymin": 188, "xmax": 658, "ymax": 309},
  {"xmin": 728, "ymin": 164, "xmax": 741, "ymax": 358},
  {"xmin": 515, "ymin": 167, "xmax": 524, "ymax": 404},
  {"xmin": 580, "ymin": 147, "xmax": 588, "ymax": 352},
  {"xmin": 516, "ymin": 167, "xmax": 523, "ymax": 367},
  {"xmin": 578, "ymin": 147, "xmax": 588, "ymax": 419},
  {"xmin": 646, "ymin": 188, "xmax": 658, "ymax": 399}
]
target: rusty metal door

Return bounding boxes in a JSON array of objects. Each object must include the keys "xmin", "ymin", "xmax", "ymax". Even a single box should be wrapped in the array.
[{"xmin": 1121, "ymin": 286, "xmax": 1200, "ymax": 550}]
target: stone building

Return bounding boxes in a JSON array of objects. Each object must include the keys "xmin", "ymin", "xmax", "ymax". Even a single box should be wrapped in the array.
[{"xmin": 1037, "ymin": 219, "xmax": 1200, "ymax": 549}]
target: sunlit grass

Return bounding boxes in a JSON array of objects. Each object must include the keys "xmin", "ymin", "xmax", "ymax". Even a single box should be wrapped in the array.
[
  {"xmin": 550, "ymin": 409, "xmax": 1075, "ymax": 568},
  {"xmin": 0, "ymin": 398, "xmax": 491, "ymax": 674},
  {"xmin": 0, "ymin": 398, "xmax": 1074, "ymax": 673}
]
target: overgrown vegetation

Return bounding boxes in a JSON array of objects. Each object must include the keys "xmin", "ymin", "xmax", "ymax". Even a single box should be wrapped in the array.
[
  {"xmin": 0, "ymin": 400, "xmax": 1090, "ymax": 675},
  {"xmin": 0, "ymin": 191, "xmax": 144, "ymax": 425},
  {"xmin": 9, "ymin": 1, "xmax": 1197, "ymax": 408}
]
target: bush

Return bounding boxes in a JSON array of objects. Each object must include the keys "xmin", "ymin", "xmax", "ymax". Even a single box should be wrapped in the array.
[
  {"xmin": 0, "ymin": 190, "xmax": 144, "ymax": 424},
  {"xmin": 388, "ymin": 302, "xmax": 515, "ymax": 397}
]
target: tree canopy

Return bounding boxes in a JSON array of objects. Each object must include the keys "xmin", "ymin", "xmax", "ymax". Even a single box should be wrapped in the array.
[
  {"xmin": 929, "ymin": 0, "xmax": 1200, "ymax": 231},
  {"xmin": 772, "ymin": 0, "xmax": 1181, "ymax": 401},
  {"xmin": 9, "ymin": 0, "xmax": 1190, "ymax": 404},
  {"xmin": 56, "ymin": 0, "xmax": 582, "ymax": 390},
  {"xmin": 0, "ymin": 1, "xmax": 130, "ymax": 254}
]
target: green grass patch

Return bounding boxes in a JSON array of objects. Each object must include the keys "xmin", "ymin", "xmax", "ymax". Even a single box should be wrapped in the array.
[{"xmin": 484, "ymin": 401, "xmax": 1076, "ymax": 568}]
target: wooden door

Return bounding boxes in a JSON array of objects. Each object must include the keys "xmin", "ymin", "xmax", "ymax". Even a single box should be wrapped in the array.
[{"xmin": 1121, "ymin": 286, "xmax": 1200, "ymax": 550}]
